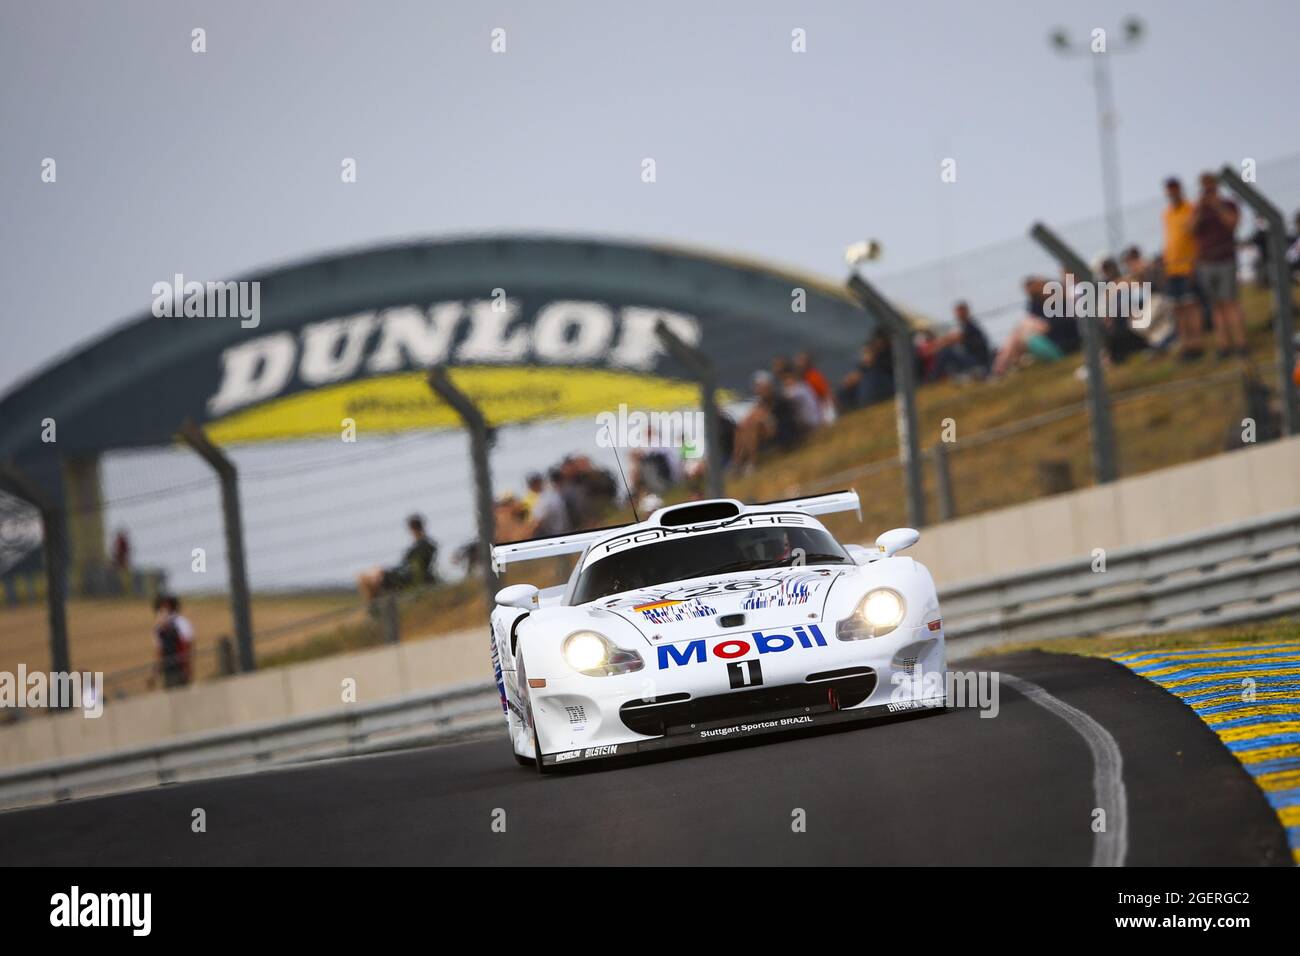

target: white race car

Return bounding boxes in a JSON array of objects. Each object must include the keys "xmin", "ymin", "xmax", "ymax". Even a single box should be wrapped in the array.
[{"xmin": 488, "ymin": 491, "xmax": 947, "ymax": 772}]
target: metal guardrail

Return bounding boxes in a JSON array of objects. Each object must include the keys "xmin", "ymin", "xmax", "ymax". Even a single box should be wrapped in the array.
[
  {"xmin": 5, "ymin": 507, "xmax": 1300, "ymax": 809},
  {"xmin": 942, "ymin": 507, "xmax": 1300, "ymax": 651},
  {"xmin": 0, "ymin": 680, "xmax": 501, "ymax": 811}
]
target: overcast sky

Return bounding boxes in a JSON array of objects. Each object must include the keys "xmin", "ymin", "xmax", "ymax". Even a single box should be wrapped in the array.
[{"xmin": 3, "ymin": 0, "xmax": 1299, "ymax": 390}]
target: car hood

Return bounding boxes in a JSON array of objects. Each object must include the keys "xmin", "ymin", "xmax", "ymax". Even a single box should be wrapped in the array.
[{"xmin": 593, "ymin": 566, "xmax": 852, "ymax": 644}]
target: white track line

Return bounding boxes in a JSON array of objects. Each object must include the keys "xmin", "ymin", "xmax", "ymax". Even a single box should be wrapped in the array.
[{"xmin": 1001, "ymin": 673, "xmax": 1129, "ymax": 867}]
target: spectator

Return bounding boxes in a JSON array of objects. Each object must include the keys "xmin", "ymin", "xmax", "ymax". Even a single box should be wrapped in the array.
[
  {"xmin": 732, "ymin": 370, "xmax": 801, "ymax": 473},
  {"xmin": 777, "ymin": 360, "xmax": 822, "ymax": 431},
  {"xmin": 933, "ymin": 300, "xmax": 992, "ymax": 379},
  {"xmin": 493, "ymin": 493, "xmax": 531, "ymax": 544},
  {"xmin": 357, "ymin": 514, "xmax": 438, "ymax": 602},
  {"xmin": 1193, "ymin": 172, "xmax": 1248, "ymax": 358},
  {"xmin": 150, "ymin": 594, "xmax": 193, "ymax": 689},
  {"xmin": 1096, "ymin": 256, "xmax": 1149, "ymax": 365},
  {"xmin": 837, "ymin": 332, "xmax": 895, "ymax": 408},
  {"xmin": 521, "ymin": 471, "xmax": 543, "ymax": 519},
  {"xmin": 528, "ymin": 468, "xmax": 571, "ymax": 537},
  {"xmin": 993, "ymin": 277, "xmax": 1066, "ymax": 375},
  {"xmin": 1162, "ymin": 177, "xmax": 1204, "ymax": 360},
  {"xmin": 794, "ymin": 351, "xmax": 836, "ymax": 423}
]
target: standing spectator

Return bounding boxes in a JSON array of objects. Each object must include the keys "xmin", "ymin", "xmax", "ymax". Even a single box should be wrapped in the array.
[
  {"xmin": 151, "ymin": 594, "xmax": 193, "ymax": 689},
  {"xmin": 1193, "ymin": 172, "xmax": 1248, "ymax": 358},
  {"xmin": 933, "ymin": 300, "xmax": 992, "ymax": 378},
  {"xmin": 528, "ymin": 468, "xmax": 571, "ymax": 536},
  {"xmin": 357, "ymin": 514, "xmax": 439, "ymax": 602},
  {"xmin": 1162, "ymin": 177, "xmax": 1203, "ymax": 359},
  {"xmin": 794, "ymin": 351, "xmax": 836, "ymax": 423}
]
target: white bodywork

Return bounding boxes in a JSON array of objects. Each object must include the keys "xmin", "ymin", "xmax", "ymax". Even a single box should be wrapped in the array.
[{"xmin": 488, "ymin": 492, "xmax": 947, "ymax": 770}]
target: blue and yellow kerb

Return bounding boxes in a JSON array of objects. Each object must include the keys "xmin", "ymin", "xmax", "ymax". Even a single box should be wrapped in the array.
[{"xmin": 1110, "ymin": 641, "xmax": 1300, "ymax": 864}]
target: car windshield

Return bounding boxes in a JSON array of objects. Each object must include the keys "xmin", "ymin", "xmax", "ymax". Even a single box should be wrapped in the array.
[{"xmin": 572, "ymin": 525, "xmax": 851, "ymax": 604}]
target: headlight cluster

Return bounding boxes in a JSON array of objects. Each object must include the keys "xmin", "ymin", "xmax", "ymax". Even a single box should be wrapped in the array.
[
  {"xmin": 562, "ymin": 630, "xmax": 645, "ymax": 676},
  {"xmin": 836, "ymin": 588, "xmax": 907, "ymax": 641}
]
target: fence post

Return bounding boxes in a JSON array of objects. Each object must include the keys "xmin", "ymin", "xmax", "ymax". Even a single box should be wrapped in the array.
[
  {"xmin": 932, "ymin": 442, "xmax": 955, "ymax": 522},
  {"xmin": 845, "ymin": 273, "xmax": 927, "ymax": 528},
  {"xmin": 0, "ymin": 462, "xmax": 70, "ymax": 678},
  {"xmin": 1218, "ymin": 165, "xmax": 1299, "ymax": 436},
  {"xmin": 1029, "ymin": 222, "xmax": 1119, "ymax": 484},
  {"xmin": 654, "ymin": 319, "xmax": 725, "ymax": 500},
  {"xmin": 176, "ymin": 421, "xmax": 255, "ymax": 672},
  {"xmin": 379, "ymin": 592, "xmax": 400, "ymax": 644},
  {"xmin": 427, "ymin": 367, "xmax": 499, "ymax": 610}
]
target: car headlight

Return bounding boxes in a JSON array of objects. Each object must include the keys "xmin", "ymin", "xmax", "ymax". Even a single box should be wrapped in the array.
[
  {"xmin": 562, "ymin": 630, "xmax": 644, "ymax": 676},
  {"xmin": 837, "ymin": 588, "xmax": 906, "ymax": 641}
]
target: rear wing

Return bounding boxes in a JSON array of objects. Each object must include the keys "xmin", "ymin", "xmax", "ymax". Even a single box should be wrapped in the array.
[
  {"xmin": 491, "ymin": 526, "xmax": 628, "ymax": 573},
  {"xmin": 756, "ymin": 489, "xmax": 861, "ymax": 521},
  {"xmin": 490, "ymin": 489, "xmax": 860, "ymax": 573}
]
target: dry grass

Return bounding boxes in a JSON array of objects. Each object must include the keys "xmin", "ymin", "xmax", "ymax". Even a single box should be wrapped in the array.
[{"xmin": 981, "ymin": 617, "xmax": 1300, "ymax": 658}]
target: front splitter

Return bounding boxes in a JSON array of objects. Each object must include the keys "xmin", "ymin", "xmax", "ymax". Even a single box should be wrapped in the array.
[{"xmin": 541, "ymin": 696, "xmax": 947, "ymax": 767}]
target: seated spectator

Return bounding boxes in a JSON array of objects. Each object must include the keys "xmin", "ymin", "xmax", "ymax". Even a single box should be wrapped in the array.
[
  {"xmin": 836, "ymin": 332, "xmax": 895, "ymax": 408},
  {"xmin": 528, "ymin": 468, "xmax": 572, "ymax": 537},
  {"xmin": 777, "ymin": 359, "xmax": 822, "ymax": 431},
  {"xmin": 357, "ymin": 514, "xmax": 439, "ymax": 602},
  {"xmin": 794, "ymin": 351, "xmax": 836, "ymax": 423},
  {"xmin": 1095, "ymin": 256, "xmax": 1149, "ymax": 365},
  {"xmin": 932, "ymin": 300, "xmax": 992, "ymax": 379},
  {"xmin": 914, "ymin": 330, "xmax": 941, "ymax": 382},
  {"xmin": 493, "ymin": 493, "xmax": 531, "ymax": 544},
  {"xmin": 993, "ymin": 277, "xmax": 1060, "ymax": 375},
  {"xmin": 732, "ymin": 370, "xmax": 801, "ymax": 473}
]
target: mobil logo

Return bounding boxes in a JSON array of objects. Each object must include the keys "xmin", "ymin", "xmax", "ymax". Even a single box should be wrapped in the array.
[{"xmin": 656, "ymin": 625, "xmax": 827, "ymax": 669}]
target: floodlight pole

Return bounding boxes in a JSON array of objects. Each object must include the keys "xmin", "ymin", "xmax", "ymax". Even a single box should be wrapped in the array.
[
  {"xmin": 1218, "ymin": 165, "xmax": 1299, "ymax": 435},
  {"xmin": 845, "ymin": 272, "xmax": 926, "ymax": 527}
]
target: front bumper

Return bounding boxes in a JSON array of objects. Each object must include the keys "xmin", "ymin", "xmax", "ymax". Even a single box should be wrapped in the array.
[{"xmin": 532, "ymin": 622, "xmax": 947, "ymax": 768}]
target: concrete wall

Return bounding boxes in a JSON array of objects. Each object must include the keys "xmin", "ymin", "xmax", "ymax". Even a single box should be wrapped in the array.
[
  {"xmin": 4, "ymin": 436, "xmax": 1298, "ymax": 771},
  {"xmin": 910, "ymin": 436, "xmax": 1300, "ymax": 588},
  {"xmin": 0, "ymin": 626, "xmax": 487, "ymax": 771}
]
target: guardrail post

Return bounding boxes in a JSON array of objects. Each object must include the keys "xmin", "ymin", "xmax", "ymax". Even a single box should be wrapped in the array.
[
  {"xmin": 932, "ymin": 443, "xmax": 955, "ymax": 522},
  {"xmin": 1218, "ymin": 165, "xmax": 1300, "ymax": 435},
  {"xmin": 427, "ymin": 367, "xmax": 499, "ymax": 610},
  {"xmin": 845, "ymin": 273, "xmax": 927, "ymax": 527},
  {"xmin": 0, "ymin": 462, "xmax": 71, "ymax": 678},
  {"xmin": 1029, "ymin": 222, "xmax": 1119, "ymax": 484},
  {"xmin": 654, "ymin": 319, "xmax": 725, "ymax": 499},
  {"xmin": 177, "ymin": 422, "xmax": 255, "ymax": 672}
]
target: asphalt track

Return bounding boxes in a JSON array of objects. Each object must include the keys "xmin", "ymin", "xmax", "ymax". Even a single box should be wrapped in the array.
[{"xmin": 0, "ymin": 651, "xmax": 1290, "ymax": 865}]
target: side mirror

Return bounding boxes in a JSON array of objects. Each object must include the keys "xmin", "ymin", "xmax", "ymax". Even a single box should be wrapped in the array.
[
  {"xmin": 875, "ymin": 528, "xmax": 919, "ymax": 558},
  {"xmin": 495, "ymin": 583, "xmax": 539, "ymax": 610},
  {"xmin": 844, "ymin": 544, "xmax": 874, "ymax": 566}
]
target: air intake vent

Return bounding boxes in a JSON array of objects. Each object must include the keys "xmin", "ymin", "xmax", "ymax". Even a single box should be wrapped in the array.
[{"xmin": 658, "ymin": 500, "xmax": 741, "ymax": 527}]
